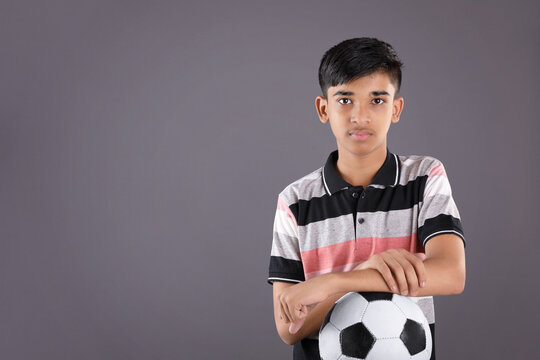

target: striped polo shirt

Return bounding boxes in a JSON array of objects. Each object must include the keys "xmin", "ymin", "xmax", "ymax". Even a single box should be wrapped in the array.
[{"xmin": 267, "ymin": 147, "xmax": 466, "ymax": 358}]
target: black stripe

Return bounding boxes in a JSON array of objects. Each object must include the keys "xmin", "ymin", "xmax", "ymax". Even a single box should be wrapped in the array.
[
  {"xmin": 291, "ymin": 176, "xmax": 428, "ymax": 226},
  {"xmin": 268, "ymin": 256, "xmax": 305, "ymax": 283},
  {"xmin": 429, "ymin": 323, "xmax": 436, "ymax": 360},
  {"xmin": 418, "ymin": 214, "xmax": 466, "ymax": 247}
]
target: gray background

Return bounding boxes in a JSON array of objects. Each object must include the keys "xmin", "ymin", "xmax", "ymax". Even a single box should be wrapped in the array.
[{"xmin": 1, "ymin": 0, "xmax": 538, "ymax": 358}]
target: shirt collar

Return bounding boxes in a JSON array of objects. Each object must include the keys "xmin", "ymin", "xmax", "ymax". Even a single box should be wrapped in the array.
[{"xmin": 322, "ymin": 147, "xmax": 400, "ymax": 196}]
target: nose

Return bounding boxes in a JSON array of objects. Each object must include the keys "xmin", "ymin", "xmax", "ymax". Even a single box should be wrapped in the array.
[{"xmin": 350, "ymin": 103, "xmax": 371, "ymax": 124}]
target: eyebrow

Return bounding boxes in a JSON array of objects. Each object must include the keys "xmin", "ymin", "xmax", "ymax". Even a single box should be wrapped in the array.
[{"xmin": 333, "ymin": 90, "xmax": 390, "ymax": 97}]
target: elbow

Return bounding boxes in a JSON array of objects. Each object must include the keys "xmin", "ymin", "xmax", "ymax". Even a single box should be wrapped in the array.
[
  {"xmin": 451, "ymin": 267, "xmax": 466, "ymax": 295},
  {"xmin": 283, "ymin": 337, "xmax": 297, "ymax": 346},
  {"xmin": 277, "ymin": 323, "xmax": 303, "ymax": 346},
  {"xmin": 279, "ymin": 331, "xmax": 299, "ymax": 346}
]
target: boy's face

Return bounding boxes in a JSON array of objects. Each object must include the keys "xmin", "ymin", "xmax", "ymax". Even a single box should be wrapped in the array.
[{"xmin": 315, "ymin": 71, "xmax": 404, "ymax": 158}]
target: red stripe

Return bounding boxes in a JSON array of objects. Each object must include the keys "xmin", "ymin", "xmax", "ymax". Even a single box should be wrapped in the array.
[
  {"xmin": 301, "ymin": 233, "xmax": 419, "ymax": 278},
  {"xmin": 277, "ymin": 195, "xmax": 297, "ymax": 227},
  {"xmin": 429, "ymin": 162, "xmax": 446, "ymax": 178}
]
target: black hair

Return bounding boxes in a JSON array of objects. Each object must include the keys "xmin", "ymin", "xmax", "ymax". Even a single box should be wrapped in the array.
[{"xmin": 318, "ymin": 37, "xmax": 404, "ymax": 99}]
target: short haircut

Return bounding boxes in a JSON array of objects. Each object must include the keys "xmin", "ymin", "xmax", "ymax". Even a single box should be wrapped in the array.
[{"xmin": 318, "ymin": 37, "xmax": 404, "ymax": 99}]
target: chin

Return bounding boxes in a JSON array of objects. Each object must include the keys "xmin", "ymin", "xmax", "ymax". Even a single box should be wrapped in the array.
[
  {"xmin": 344, "ymin": 147, "xmax": 374, "ymax": 157},
  {"xmin": 342, "ymin": 142, "xmax": 383, "ymax": 157}
]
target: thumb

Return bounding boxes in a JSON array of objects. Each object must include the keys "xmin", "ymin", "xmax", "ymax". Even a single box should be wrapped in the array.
[
  {"xmin": 290, "ymin": 304, "xmax": 315, "ymax": 334},
  {"xmin": 415, "ymin": 252, "xmax": 426, "ymax": 260},
  {"xmin": 289, "ymin": 318, "xmax": 306, "ymax": 334}
]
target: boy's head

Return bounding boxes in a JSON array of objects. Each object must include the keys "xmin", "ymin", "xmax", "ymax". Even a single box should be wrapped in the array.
[
  {"xmin": 318, "ymin": 37, "xmax": 403, "ymax": 100},
  {"xmin": 315, "ymin": 37, "xmax": 405, "ymax": 159}
]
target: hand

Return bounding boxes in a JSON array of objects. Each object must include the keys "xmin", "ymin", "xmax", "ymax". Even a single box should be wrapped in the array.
[
  {"xmin": 278, "ymin": 274, "xmax": 333, "ymax": 333},
  {"xmin": 354, "ymin": 249, "xmax": 427, "ymax": 296}
]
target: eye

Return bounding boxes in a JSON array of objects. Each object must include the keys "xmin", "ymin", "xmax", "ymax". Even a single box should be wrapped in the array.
[
  {"xmin": 371, "ymin": 98, "xmax": 385, "ymax": 105},
  {"xmin": 338, "ymin": 98, "xmax": 352, "ymax": 105}
]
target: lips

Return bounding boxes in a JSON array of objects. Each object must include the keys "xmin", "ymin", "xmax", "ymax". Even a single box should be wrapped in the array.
[
  {"xmin": 349, "ymin": 130, "xmax": 372, "ymax": 135},
  {"xmin": 349, "ymin": 129, "xmax": 372, "ymax": 141}
]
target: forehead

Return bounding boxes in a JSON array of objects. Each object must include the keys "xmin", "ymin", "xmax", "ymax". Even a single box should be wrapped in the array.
[{"xmin": 330, "ymin": 72, "xmax": 396, "ymax": 96}]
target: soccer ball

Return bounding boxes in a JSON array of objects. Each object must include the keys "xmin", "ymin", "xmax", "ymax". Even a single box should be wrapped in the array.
[{"xmin": 319, "ymin": 292, "xmax": 432, "ymax": 360}]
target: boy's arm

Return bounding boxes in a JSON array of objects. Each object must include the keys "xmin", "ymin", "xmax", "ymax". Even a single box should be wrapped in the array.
[
  {"xmin": 273, "ymin": 264, "xmax": 418, "ymax": 345},
  {"xmin": 272, "ymin": 259, "xmax": 421, "ymax": 345},
  {"xmin": 337, "ymin": 233, "xmax": 466, "ymax": 296},
  {"xmin": 278, "ymin": 233, "xmax": 466, "ymax": 327}
]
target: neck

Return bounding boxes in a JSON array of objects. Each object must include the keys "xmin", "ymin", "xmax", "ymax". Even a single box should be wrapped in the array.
[{"xmin": 335, "ymin": 145, "xmax": 387, "ymax": 188}]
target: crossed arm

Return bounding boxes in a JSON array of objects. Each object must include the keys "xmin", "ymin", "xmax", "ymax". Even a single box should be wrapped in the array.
[{"xmin": 272, "ymin": 233, "xmax": 466, "ymax": 345}]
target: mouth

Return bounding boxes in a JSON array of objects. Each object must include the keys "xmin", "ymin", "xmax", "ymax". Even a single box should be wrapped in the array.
[{"xmin": 349, "ymin": 130, "xmax": 372, "ymax": 140}]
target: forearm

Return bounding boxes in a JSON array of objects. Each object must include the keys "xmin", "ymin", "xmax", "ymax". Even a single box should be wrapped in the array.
[
  {"xmin": 276, "ymin": 254, "xmax": 464, "ymax": 344},
  {"xmin": 327, "ymin": 257, "xmax": 465, "ymax": 297},
  {"xmin": 282, "ymin": 290, "xmax": 349, "ymax": 345}
]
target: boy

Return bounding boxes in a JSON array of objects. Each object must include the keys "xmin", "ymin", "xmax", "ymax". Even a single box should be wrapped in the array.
[{"xmin": 267, "ymin": 37, "xmax": 466, "ymax": 360}]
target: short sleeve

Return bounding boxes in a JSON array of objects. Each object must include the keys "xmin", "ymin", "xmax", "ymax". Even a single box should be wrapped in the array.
[
  {"xmin": 267, "ymin": 194, "xmax": 305, "ymax": 285},
  {"xmin": 418, "ymin": 160, "xmax": 466, "ymax": 248}
]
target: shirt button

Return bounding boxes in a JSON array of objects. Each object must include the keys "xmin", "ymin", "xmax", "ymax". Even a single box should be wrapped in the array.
[
  {"xmin": 352, "ymin": 192, "xmax": 359, "ymax": 198},
  {"xmin": 358, "ymin": 218, "xmax": 365, "ymax": 224}
]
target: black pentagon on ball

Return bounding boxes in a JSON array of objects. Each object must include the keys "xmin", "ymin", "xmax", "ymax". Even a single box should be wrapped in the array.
[
  {"xmin": 340, "ymin": 322, "xmax": 375, "ymax": 358},
  {"xmin": 359, "ymin": 291, "xmax": 394, "ymax": 302},
  {"xmin": 400, "ymin": 319, "xmax": 427, "ymax": 355}
]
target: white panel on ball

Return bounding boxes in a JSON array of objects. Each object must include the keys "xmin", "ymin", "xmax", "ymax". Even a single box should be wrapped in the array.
[
  {"xmin": 392, "ymin": 294, "xmax": 427, "ymax": 325},
  {"xmin": 365, "ymin": 338, "xmax": 410, "ymax": 360},
  {"xmin": 318, "ymin": 322, "xmax": 342, "ymax": 360},
  {"xmin": 329, "ymin": 293, "xmax": 369, "ymax": 331},
  {"xmin": 339, "ymin": 355, "xmax": 365, "ymax": 360},
  {"xmin": 411, "ymin": 348, "xmax": 432, "ymax": 360},
  {"xmin": 362, "ymin": 301, "xmax": 406, "ymax": 338}
]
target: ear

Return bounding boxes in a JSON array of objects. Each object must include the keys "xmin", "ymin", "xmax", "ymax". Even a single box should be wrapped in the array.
[
  {"xmin": 315, "ymin": 96, "xmax": 329, "ymax": 124},
  {"xmin": 391, "ymin": 96, "xmax": 404, "ymax": 123}
]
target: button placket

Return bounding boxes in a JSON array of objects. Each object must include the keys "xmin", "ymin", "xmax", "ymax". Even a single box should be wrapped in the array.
[
  {"xmin": 354, "ymin": 188, "xmax": 367, "ymax": 250},
  {"xmin": 351, "ymin": 190, "xmax": 359, "ymax": 250}
]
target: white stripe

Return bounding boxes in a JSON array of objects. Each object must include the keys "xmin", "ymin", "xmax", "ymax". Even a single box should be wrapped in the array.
[
  {"xmin": 423, "ymin": 230, "xmax": 466, "ymax": 247},
  {"xmin": 425, "ymin": 174, "xmax": 452, "ymax": 197},
  {"xmin": 268, "ymin": 277, "xmax": 302, "ymax": 283},
  {"xmin": 300, "ymin": 206, "xmax": 420, "ymax": 252},
  {"xmin": 322, "ymin": 166, "xmax": 332, "ymax": 195},
  {"xmin": 393, "ymin": 154, "xmax": 399, "ymax": 186},
  {"xmin": 418, "ymin": 195, "xmax": 460, "ymax": 228},
  {"xmin": 271, "ymin": 232, "xmax": 301, "ymax": 260},
  {"xmin": 273, "ymin": 208, "xmax": 299, "ymax": 238}
]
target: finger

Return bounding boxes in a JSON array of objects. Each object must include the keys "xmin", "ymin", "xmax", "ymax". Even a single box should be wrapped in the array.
[
  {"xmin": 291, "ymin": 303, "xmax": 311, "ymax": 325},
  {"xmin": 297, "ymin": 304, "xmax": 308, "ymax": 319},
  {"xmin": 293, "ymin": 304, "xmax": 305, "ymax": 322},
  {"xmin": 376, "ymin": 259, "xmax": 399, "ymax": 293},
  {"xmin": 279, "ymin": 297, "xmax": 292, "ymax": 324},
  {"xmin": 280, "ymin": 302, "xmax": 289, "ymax": 323},
  {"xmin": 410, "ymin": 252, "xmax": 427, "ymax": 288},
  {"xmin": 402, "ymin": 251, "xmax": 426, "ymax": 295},
  {"xmin": 381, "ymin": 251, "xmax": 407, "ymax": 293},
  {"xmin": 289, "ymin": 318, "xmax": 306, "ymax": 334},
  {"xmin": 394, "ymin": 252, "xmax": 419, "ymax": 296},
  {"xmin": 381, "ymin": 252, "xmax": 408, "ymax": 295},
  {"xmin": 286, "ymin": 300, "xmax": 298, "ymax": 323}
]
